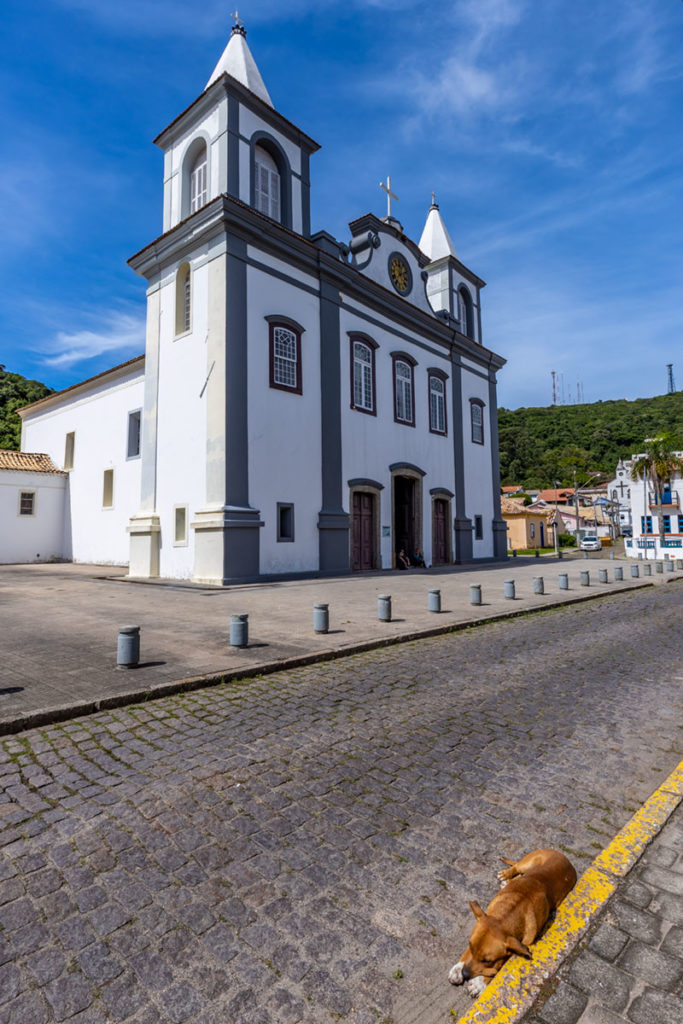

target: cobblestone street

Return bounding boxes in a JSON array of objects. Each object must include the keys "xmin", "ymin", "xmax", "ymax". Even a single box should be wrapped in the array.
[{"xmin": 1, "ymin": 585, "xmax": 682, "ymax": 1023}]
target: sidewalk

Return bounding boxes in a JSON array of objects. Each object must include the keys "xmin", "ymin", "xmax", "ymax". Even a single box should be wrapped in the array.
[
  {"xmin": 1, "ymin": 552, "xmax": 681, "ymax": 734},
  {"xmin": 523, "ymin": 799, "xmax": 683, "ymax": 1024}
]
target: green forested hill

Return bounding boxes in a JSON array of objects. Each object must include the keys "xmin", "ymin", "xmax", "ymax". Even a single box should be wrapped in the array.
[
  {"xmin": 499, "ymin": 392, "xmax": 683, "ymax": 488},
  {"xmin": 0, "ymin": 366, "xmax": 53, "ymax": 449}
]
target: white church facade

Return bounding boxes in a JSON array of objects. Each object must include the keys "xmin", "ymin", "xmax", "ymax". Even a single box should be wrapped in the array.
[{"xmin": 15, "ymin": 22, "xmax": 507, "ymax": 583}]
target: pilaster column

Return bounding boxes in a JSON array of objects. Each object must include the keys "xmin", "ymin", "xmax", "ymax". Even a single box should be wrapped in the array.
[
  {"xmin": 451, "ymin": 354, "xmax": 472, "ymax": 563},
  {"xmin": 488, "ymin": 369, "xmax": 508, "ymax": 560},
  {"xmin": 318, "ymin": 275, "xmax": 350, "ymax": 572}
]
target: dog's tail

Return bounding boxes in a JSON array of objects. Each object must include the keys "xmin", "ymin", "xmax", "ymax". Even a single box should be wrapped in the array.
[{"xmin": 500, "ymin": 857, "xmax": 516, "ymax": 867}]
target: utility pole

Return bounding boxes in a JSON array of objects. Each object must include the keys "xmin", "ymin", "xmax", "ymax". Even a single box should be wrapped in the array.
[
  {"xmin": 554, "ymin": 480, "xmax": 560, "ymax": 556},
  {"xmin": 574, "ymin": 469, "xmax": 581, "ymax": 546}
]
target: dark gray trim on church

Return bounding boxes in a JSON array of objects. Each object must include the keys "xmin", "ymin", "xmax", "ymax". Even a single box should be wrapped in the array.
[
  {"xmin": 450, "ymin": 357, "xmax": 473, "ymax": 563},
  {"xmin": 318, "ymin": 275, "xmax": 351, "ymax": 572},
  {"xmin": 488, "ymin": 368, "xmax": 508, "ymax": 560}
]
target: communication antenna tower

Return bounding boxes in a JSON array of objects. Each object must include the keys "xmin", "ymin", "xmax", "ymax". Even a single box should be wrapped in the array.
[
  {"xmin": 551, "ymin": 370, "xmax": 557, "ymax": 406},
  {"xmin": 667, "ymin": 364, "xmax": 675, "ymax": 394}
]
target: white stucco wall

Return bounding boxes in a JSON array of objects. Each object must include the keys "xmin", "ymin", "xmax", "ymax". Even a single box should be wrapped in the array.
[
  {"xmin": 162, "ymin": 102, "xmax": 223, "ymax": 231},
  {"xmin": 153, "ymin": 264, "xmax": 210, "ymax": 578},
  {"xmin": 339, "ymin": 303, "xmax": 455, "ymax": 568},
  {"xmin": 246, "ymin": 261, "xmax": 322, "ymax": 573},
  {"xmin": 0, "ymin": 470, "xmax": 66, "ymax": 564},
  {"xmin": 21, "ymin": 368, "xmax": 145, "ymax": 565}
]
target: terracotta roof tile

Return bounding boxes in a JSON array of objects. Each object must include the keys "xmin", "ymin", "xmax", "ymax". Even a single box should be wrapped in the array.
[{"xmin": 0, "ymin": 450, "xmax": 64, "ymax": 474}]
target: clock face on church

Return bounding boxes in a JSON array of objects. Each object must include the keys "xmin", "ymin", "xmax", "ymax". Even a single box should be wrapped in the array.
[{"xmin": 388, "ymin": 253, "xmax": 412, "ymax": 296}]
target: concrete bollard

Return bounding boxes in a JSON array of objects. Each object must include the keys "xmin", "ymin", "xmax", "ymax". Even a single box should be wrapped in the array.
[
  {"xmin": 666, "ymin": 560, "xmax": 674, "ymax": 573},
  {"xmin": 512, "ymin": 550, "xmax": 517, "ymax": 558},
  {"xmin": 504, "ymin": 580, "xmax": 515, "ymax": 600},
  {"xmin": 117, "ymin": 625, "xmax": 140, "ymax": 669},
  {"xmin": 230, "ymin": 613, "xmax": 249, "ymax": 648},
  {"xmin": 580, "ymin": 570, "xmax": 590, "ymax": 587},
  {"xmin": 583, "ymin": 552, "xmax": 588, "ymax": 560},
  {"xmin": 534, "ymin": 550, "xmax": 540, "ymax": 558},
  {"xmin": 428, "ymin": 589, "xmax": 441, "ymax": 613},
  {"xmin": 558, "ymin": 550, "xmax": 563, "ymax": 560},
  {"xmin": 631, "ymin": 564, "xmax": 639, "ymax": 578},
  {"xmin": 598, "ymin": 568, "xmax": 608, "ymax": 583},
  {"xmin": 656, "ymin": 561, "xmax": 664, "ymax": 574},
  {"xmin": 378, "ymin": 594, "xmax": 392, "ymax": 622},
  {"xmin": 313, "ymin": 603, "xmax": 329, "ymax": 634},
  {"xmin": 643, "ymin": 563, "xmax": 652, "ymax": 577},
  {"xmin": 470, "ymin": 584, "xmax": 482, "ymax": 606},
  {"xmin": 614, "ymin": 567, "xmax": 623, "ymax": 581},
  {"xmin": 558, "ymin": 572, "xmax": 569, "ymax": 590},
  {"xmin": 533, "ymin": 576, "xmax": 544, "ymax": 595}
]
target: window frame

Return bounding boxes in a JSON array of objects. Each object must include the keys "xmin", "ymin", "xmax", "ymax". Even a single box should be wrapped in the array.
[
  {"xmin": 102, "ymin": 469, "xmax": 114, "ymax": 510},
  {"xmin": 277, "ymin": 502, "xmax": 295, "ymax": 543},
  {"xmin": 189, "ymin": 147, "xmax": 208, "ymax": 214},
  {"xmin": 175, "ymin": 262, "xmax": 192, "ymax": 337},
  {"xmin": 392, "ymin": 352, "xmax": 417, "ymax": 427},
  {"xmin": 427, "ymin": 369, "xmax": 448, "ymax": 436},
  {"xmin": 459, "ymin": 286, "xmax": 475, "ymax": 339},
  {"xmin": 266, "ymin": 317, "xmax": 304, "ymax": 395},
  {"xmin": 127, "ymin": 409, "xmax": 142, "ymax": 460},
  {"xmin": 470, "ymin": 398, "xmax": 485, "ymax": 445},
  {"xmin": 173, "ymin": 504, "xmax": 189, "ymax": 547},
  {"xmin": 64, "ymin": 431, "xmax": 75, "ymax": 471},
  {"xmin": 349, "ymin": 334, "xmax": 378, "ymax": 416},
  {"xmin": 474, "ymin": 514, "xmax": 484, "ymax": 540},
  {"xmin": 18, "ymin": 490, "xmax": 36, "ymax": 517}
]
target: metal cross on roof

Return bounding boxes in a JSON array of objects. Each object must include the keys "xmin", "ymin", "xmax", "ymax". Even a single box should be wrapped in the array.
[
  {"xmin": 231, "ymin": 9, "xmax": 244, "ymax": 28},
  {"xmin": 380, "ymin": 177, "xmax": 398, "ymax": 218}
]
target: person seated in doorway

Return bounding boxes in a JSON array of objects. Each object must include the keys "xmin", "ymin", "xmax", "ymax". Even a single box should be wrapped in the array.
[
  {"xmin": 397, "ymin": 548, "xmax": 411, "ymax": 570},
  {"xmin": 412, "ymin": 548, "xmax": 426, "ymax": 567}
]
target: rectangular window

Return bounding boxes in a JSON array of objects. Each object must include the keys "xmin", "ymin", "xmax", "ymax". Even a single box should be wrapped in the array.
[
  {"xmin": 663, "ymin": 515, "xmax": 671, "ymax": 534},
  {"xmin": 352, "ymin": 340, "xmax": 375, "ymax": 413},
  {"xmin": 190, "ymin": 158, "xmax": 207, "ymax": 213},
  {"xmin": 471, "ymin": 401, "xmax": 484, "ymax": 444},
  {"xmin": 277, "ymin": 502, "xmax": 294, "ymax": 542},
  {"xmin": 641, "ymin": 515, "xmax": 653, "ymax": 534},
  {"xmin": 256, "ymin": 162, "xmax": 280, "ymax": 221},
  {"xmin": 474, "ymin": 515, "xmax": 483, "ymax": 540},
  {"xmin": 102, "ymin": 469, "xmax": 114, "ymax": 509},
  {"xmin": 269, "ymin": 322, "xmax": 302, "ymax": 394},
  {"xmin": 429, "ymin": 374, "xmax": 446, "ymax": 434},
  {"xmin": 19, "ymin": 491, "xmax": 35, "ymax": 516},
  {"xmin": 174, "ymin": 505, "xmax": 188, "ymax": 546},
  {"xmin": 127, "ymin": 410, "xmax": 141, "ymax": 459},
  {"xmin": 678, "ymin": 515, "xmax": 683, "ymax": 533},
  {"xmin": 64, "ymin": 431, "xmax": 75, "ymax": 470},
  {"xmin": 529, "ymin": 521, "xmax": 535, "ymax": 539},
  {"xmin": 394, "ymin": 358, "xmax": 414, "ymax": 425}
]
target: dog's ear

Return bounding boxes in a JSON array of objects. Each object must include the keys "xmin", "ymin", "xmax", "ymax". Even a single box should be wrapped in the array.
[
  {"xmin": 469, "ymin": 900, "xmax": 484, "ymax": 920},
  {"xmin": 506, "ymin": 936, "xmax": 531, "ymax": 959}
]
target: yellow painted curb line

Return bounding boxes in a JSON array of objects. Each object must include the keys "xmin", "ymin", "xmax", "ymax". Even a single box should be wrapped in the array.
[{"xmin": 454, "ymin": 758, "xmax": 683, "ymax": 1024}]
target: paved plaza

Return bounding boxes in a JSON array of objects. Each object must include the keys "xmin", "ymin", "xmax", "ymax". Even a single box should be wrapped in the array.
[
  {"xmin": 1, "ymin": 581, "xmax": 682, "ymax": 1022},
  {"xmin": 0, "ymin": 553, "xmax": 676, "ymax": 733}
]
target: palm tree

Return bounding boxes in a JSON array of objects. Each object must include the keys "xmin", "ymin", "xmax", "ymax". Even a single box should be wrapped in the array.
[{"xmin": 630, "ymin": 434, "xmax": 683, "ymax": 506}]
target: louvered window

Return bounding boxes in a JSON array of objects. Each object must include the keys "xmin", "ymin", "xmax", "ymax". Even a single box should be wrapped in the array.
[
  {"xmin": 394, "ymin": 360, "xmax": 413, "ymax": 424},
  {"xmin": 255, "ymin": 147, "xmax": 281, "ymax": 222},
  {"xmin": 429, "ymin": 375, "xmax": 446, "ymax": 434},
  {"xmin": 190, "ymin": 149, "xmax": 207, "ymax": 213},
  {"xmin": 353, "ymin": 342, "xmax": 374, "ymax": 412}
]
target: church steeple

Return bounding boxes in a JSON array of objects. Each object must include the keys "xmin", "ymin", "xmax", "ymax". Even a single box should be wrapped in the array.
[
  {"xmin": 419, "ymin": 195, "xmax": 458, "ymax": 261},
  {"xmin": 205, "ymin": 17, "xmax": 273, "ymax": 106}
]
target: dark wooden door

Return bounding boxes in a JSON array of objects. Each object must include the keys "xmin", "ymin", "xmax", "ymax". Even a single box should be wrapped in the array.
[
  {"xmin": 432, "ymin": 499, "xmax": 447, "ymax": 565},
  {"xmin": 394, "ymin": 476, "xmax": 415, "ymax": 561},
  {"xmin": 352, "ymin": 492, "xmax": 374, "ymax": 571}
]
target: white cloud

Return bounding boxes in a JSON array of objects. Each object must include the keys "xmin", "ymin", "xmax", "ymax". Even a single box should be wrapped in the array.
[{"xmin": 42, "ymin": 308, "xmax": 145, "ymax": 368}]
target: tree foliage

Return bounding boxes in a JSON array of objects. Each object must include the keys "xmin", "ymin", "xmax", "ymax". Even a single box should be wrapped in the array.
[
  {"xmin": 630, "ymin": 434, "xmax": 683, "ymax": 502},
  {"xmin": 0, "ymin": 366, "xmax": 53, "ymax": 450},
  {"xmin": 498, "ymin": 393, "xmax": 683, "ymax": 488}
]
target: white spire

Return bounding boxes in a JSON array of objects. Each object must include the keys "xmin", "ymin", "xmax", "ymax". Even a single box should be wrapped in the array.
[
  {"xmin": 418, "ymin": 197, "xmax": 458, "ymax": 261},
  {"xmin": 205, "ymin": 23, "xmax": 273, "ymax": 107}
]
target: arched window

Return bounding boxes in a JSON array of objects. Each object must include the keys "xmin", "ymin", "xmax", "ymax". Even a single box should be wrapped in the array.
[
  {"xmin": 350, "ymin": 338, "xmax": 376, "ymax": 414},
  {"xmin": 392, "ymin": 354, "xmax": 416, "ymax": 426},
  {"xmin": 470, "ymin": 398, "xmax": 485, "ymax": 445},
  {"xmin": 175, "ymin": 263, "xmax": 191, "ymax": 336},
  {"xmin": 190, "ymin": 146, "xmax": 207, "ymax": 214},
  {"xmin": 459, "ymin": 286, "xmax": 474, "ymax": 339},
  {"xmin": 428, "ymin": 372, "xmax": 447, "ymax": 435},
  {"xmin": 254, "ymin": 145, "xmax": 281, "ymax": 222}
]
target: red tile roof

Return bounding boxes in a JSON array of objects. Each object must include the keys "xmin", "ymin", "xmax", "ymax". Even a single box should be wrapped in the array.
[{"xmin": 0, "ymin": 450, "xmax": 64, "ymax": 474}]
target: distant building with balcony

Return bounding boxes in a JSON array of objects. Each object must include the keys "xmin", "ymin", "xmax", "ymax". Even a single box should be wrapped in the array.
[{"xmin": 625, "ymin": 451, "xmax": 683, "ymax": 559}]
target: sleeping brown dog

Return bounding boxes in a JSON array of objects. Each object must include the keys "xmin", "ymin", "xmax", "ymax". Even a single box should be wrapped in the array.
[{"xmin": 449, "ymin": 849, "xmax": 577, "ymax": 998}]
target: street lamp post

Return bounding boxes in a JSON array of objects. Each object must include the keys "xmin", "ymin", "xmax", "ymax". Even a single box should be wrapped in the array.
[{"xmin": 554, "ymin": 480, "xmax": 560, "ymax": 556}]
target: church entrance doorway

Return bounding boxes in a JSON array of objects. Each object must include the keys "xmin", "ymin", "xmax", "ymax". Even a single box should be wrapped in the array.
[
  {"xmin": 432, "ymin": 498, "xmax": 448, "ymax": 565},
  {"xmin": 351, "ymin": 491, "xmax": 375, "ymax": 571},
  {"xmin": 394, "ymin": 475, "xmax": 416, "ymax": 564}
]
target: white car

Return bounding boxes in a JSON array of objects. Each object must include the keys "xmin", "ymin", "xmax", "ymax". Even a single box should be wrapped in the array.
[{"xmin": 580, "ymin": 536, "xmax": 602, "ymax": 551}]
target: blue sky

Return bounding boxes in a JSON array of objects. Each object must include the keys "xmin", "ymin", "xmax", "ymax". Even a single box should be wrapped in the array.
[{"xmin": 2, "ymin": 0, "xmax": 682, "ymax": 409}]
